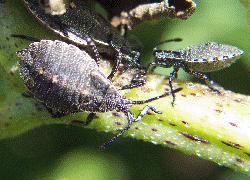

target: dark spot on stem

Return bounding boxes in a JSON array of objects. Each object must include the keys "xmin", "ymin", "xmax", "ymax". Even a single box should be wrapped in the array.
[
  {"xmin": 151, "ymin": 128, "xmax": 157, "ymax": 132},
  {"xmin": 190, "ymin": 93, "xmax": 196, "ymax": 96},
  {"xmin": 134, "ymin": 126, "xmax": 139, "ymax": 130},
  {"xmin": 236, "ymin": 158, "xmax": 244, "ymax": 163},
  {"xmin": 214, "ymin": 109, "xmax": 222, "ymax": 113},
  {"xmin": 165, "ymin": 140, "xmax": 176, "ymax": 146},
  {"xmin": 181, "ymin": 94, "xmax": 187, "ymax": 97},
  {"xmin": 229, "ymin": 122, "xmax": 238, "ymax": 127},
  {"xmin": 221, "ymin": 141, "xmax": 242, "ymax": 149},
  {"xmin": 147, "ymin": 111, "xmax": 154, "ymax": 115},
  {"xmin": 234, "ymin": 98, "xmax": 242, "ymax": 103},
  {"xmin": 181, "ymin": 132, "xmax": 210, "ymax": 144},
  {"xmin": 182, "ymin": 121, "xmax": 189, "ymax": 125},
  {"xmin": 115, "ymin": 121, "xmax": 122, "ymax": 126},
  {"xmin": 244, "ymin": 152, "xmax": 250, "ymax": 156},
  {"xmin": 112, "ymin": 112, "xmax": 122, "ymax": 117},
  {"xmin": 169, "ymin": 122, "xmax": 177, "ymax": 126}
]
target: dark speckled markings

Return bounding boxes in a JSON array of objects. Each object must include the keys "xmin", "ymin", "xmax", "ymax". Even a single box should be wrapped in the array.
[
  {"xmin": 17, "ymin": 40, "xmax": 182, "ymax": 149},
  {"xmin": 221, "ymin": 141, "xmax": 243, "ymax": 149},
  {"xmin": 150, "ymin": 39, "xmax": 244, "ymax": 105},
  {"xmin": 181, "ymin": 132, "xmax": 210, "ymax": 144}
]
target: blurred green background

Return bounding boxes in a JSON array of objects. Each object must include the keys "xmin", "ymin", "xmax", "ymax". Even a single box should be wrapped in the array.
[{"xmin": 0, "ymin": 0, "xmax": 250, "ymax": 179}]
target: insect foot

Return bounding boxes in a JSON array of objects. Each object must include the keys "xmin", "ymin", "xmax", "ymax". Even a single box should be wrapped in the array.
[
  {"xmin": 150, "ymin": 40, "xmax": 244, "ymax": 105},
  {"xmin": 17, "ymin": 40, "xmax": 181, "ymax": 149},
  {"xmin": 99, "ymin": 105, "xmax": 162, "ymax": 151}
]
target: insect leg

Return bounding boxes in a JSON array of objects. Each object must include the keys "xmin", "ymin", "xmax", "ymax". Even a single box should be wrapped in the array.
[
  {"xmin": 107, "ymin": 41, "xmax": 122, "ymax": 80},
  {"xmin": 169, "ymin": 66, "xmax": 180, "ymax": 106},
  {"xmin": 84, "ymin": 36, "xmax": 101, "ymax": 66},
  {"xmin": 155, "ymin": 38, "xmax": 183, "ymax": 46},
  {"xmin": 70, "ymin": 112, "xmax": 96, "ymax": 127},
  {"xmin": 22, "ymin": 91, "xmax": 34, "ymax": 98},
  {"xmin": 153, "ymin": 38, "xmax": 182, "ymax": 53},
  {"xmin": 121, "ymin": 71, "xmax": 147, "ymax": 90},
  {"xmin": 121, "ymin": 79, "xmax": 146, "ymax": 90},
  {"xmin": 11, "ymin": 34, "xmax": 40, "ymax": 42},
  {"xmin": 100, "ymin": 105, "xmax": 162, "ymax": 150},
  {"xmin": 190, "ymin": 72, "xmax": 221, "ymax": 94},
  {"xmin": 45, "ymin": 106, "xmax": 67, "ymax": 118},
  {"xmin": 100, "ymin": 111, "xmax": 135, "ymax": 150},
  {"xmin": 134, "ymin": 105, "xmax": 162, "ymax": 122}
]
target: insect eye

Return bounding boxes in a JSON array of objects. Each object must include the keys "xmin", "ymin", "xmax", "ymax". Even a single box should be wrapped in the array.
[{"xmin": 223, "ymin": 56, "xmax": 229, "ymax": 60}]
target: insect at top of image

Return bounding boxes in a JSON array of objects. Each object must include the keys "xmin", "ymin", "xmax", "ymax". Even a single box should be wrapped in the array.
[{"xmin": 22, "ymin": 0, "xmax": 142, "ymax": 69}]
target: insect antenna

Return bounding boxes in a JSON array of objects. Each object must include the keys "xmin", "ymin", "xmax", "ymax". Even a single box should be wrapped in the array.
[
  {"xmin": 132, "ymin": 87, "xmax": 182, "ymax": 104},
  {"xmin": 155, "ymin": 38, "xmax": 183, "ymax": 47},
  {"xmin": 153, "ymin": 38, "xmax": 182, "ymax": 53}
]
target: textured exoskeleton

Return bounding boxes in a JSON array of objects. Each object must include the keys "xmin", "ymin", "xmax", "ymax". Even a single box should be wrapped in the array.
[
  {"xmin": 151, "ymin": 40, "xmax": 244, "ymax": 105},
  {"xmin": 22, "ymin": 0, "xmax": 141, "ymax": 67},
  {"xmin": 17, "ymin": 40, "xmax": 181, "ymax": 149}
]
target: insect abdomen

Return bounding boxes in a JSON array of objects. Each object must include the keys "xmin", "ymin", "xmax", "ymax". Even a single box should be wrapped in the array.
[
  {"xmin": 182, "ymin": 42, "xmax": 243, "ymax": 72},
  {"xmin": 18, "ymin": 40, "xmax": 110, "ymax": 113}
]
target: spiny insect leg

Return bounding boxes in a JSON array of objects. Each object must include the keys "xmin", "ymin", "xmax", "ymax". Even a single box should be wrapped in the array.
[
  {"xmin": 121, "ymin": 79, "xmax": 146, "ymax": 90},
  {"xmin": 22, "ymin": 91, "xmax": 34, "ymax": 98},
  {"xmin": 11, "ymin": 34, "xmax": 40, "ymax": 42},
  {"xmin": 70, "ymin": 112, "xmax": 96, "ymax": 127},
  {"xmin": 185, "ymin": 70, "xmax": 221, "ymax": 94},
  {"xmin": 121, "ymin": 72, "xmax": 147, "ymax": 90},
  {"xmin": 84, "ymin": 36, "xmax": 101, "ymax": 66},
  {"xmin": 100, "ymin": 106, "xmax": 162, "ymax": 150},
  {"xmin": 100, "ymin": 111, "xmax": 135, "ymax": 151},
  {"xmin": 129, "ymin": 50, "xmax": 141, "ymax": 68},
  {"xmin": 107, "ymin": 41, "xmax": 122, "ymax": 80},
  {"xmin": 84, "ymin": 112, "xmax": 97, "ymax": 126},
  {"xmin": 45, "ymin": 106, "xmax": 67, "ymax": 118},
  {"xmin": 169, "ymin": 66, "xmax": 180, "ymax": 106},
  {"xmin": 134, "ymin": 105, "xmax": 162, "ymax": 122}
]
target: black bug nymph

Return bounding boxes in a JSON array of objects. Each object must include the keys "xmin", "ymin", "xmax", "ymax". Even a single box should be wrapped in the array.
[
  {"xmin": 150, "ymin": 39, "xmax": 244, "ymax": 105},
  {"xmin": 17, "ymin": 40, "xmax": 181, "ymax": 149},
  {"xmin": 21, "ymin": 0, "xmax": 146, "ymax": 87}
]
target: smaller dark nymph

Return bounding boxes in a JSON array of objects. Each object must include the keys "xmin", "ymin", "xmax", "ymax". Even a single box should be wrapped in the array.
[{"xmin": 150, "ymin": 39, "xmax": 244, "ymax": 105}]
